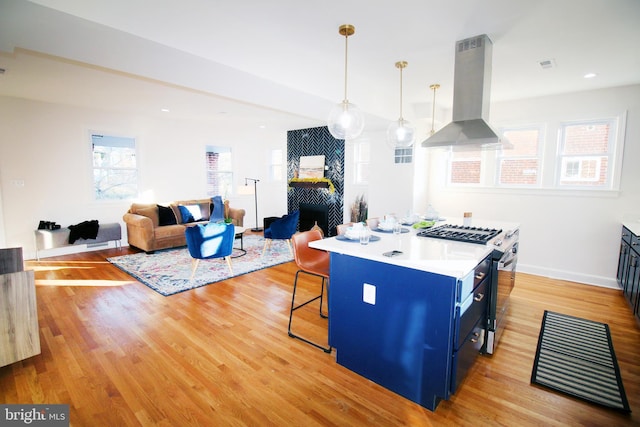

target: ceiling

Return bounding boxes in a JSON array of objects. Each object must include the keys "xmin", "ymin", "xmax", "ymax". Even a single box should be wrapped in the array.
[{"xmin": 1, "ymin": 0, "xmax": 639, "ymax": 134}]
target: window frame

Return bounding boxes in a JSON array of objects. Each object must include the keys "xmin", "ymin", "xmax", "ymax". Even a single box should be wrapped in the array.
[
  {"xmin": 205, "ymin": 145, "xmax": 233, "ymax": 198},
  {"xmin": 269, "ymin": 148, "xmax": 284, "ymax": 182},
  {"xmin": 495, "ymin": 124, "xmax": 544, "ymax": 188},
  {"xmin": 555, "ymin": 117, "xmax": 619, "ymax": 190},
  {"xmin": 443, "ymin": 112, "xmax": 626, "ymax": 193},
  {"xmin": 394, "ymin": 146, "xmax": 413, "ymax": 164},
  {"xmin": 447, "ymin": 147, "xmax": 483, "ymax": 187},
  {"xmin": 354, "ymin": 140, "xmax": 371, "ymax": 184},
  {"xmin": 90, "ymin": 133, "xmax": 138, "ymax": 201}
]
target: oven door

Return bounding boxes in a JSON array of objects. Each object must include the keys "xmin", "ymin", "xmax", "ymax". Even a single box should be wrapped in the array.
[{"xmin": 484, "ymin": 241, "xmax": 518, "ymax": 354}]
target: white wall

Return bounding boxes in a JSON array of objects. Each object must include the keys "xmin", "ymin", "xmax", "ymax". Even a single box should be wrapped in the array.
[
  {"xmin": 0, "ymin": 97, "xmax": 289, "ymax": 259},
  {"xmin": 343, "ymin": 128, "xmax": 416, "ymax": 223},
  {"xmin": 413, "ymin": 85, "xmax": 640, "ymax": 288},
  {"xmin": 3, "ymin": 84, "xmax": 638, "ymax": 290}
]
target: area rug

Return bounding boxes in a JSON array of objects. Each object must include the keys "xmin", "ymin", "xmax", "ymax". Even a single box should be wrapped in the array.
[
  {"xmin": 531, "ymin": 310, "xmax": 631, "ymax": 412},
  {"xmin": 107, "ymin": 235, "xmax": 293, "ymax": 296}
]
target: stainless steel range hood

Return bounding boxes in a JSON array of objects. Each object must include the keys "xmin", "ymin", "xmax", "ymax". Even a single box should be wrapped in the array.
[{"xmin": 422, "ymin": 34, "xmax": 508, "ymax": 149}]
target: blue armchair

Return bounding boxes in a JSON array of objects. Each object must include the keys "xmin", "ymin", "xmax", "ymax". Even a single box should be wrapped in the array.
[
  {"xmin": 262, "ymin": 210, "xmax": 299, "ymax": 256},
  {"xmin": 185, "ymin": 222, "xmax": 235, "ymax": 279}
]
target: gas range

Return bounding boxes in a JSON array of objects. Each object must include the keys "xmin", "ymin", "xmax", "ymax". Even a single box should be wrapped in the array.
[{"xmin": 417, "ymin": 224, "xmax": 502, "ymax": 245}]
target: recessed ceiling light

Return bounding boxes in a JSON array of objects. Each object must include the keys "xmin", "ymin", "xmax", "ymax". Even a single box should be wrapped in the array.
[
  {"xmin": 160, "ymin": 108, "xmax": 170, "ymax": 112},
  {"xmin": 538, "ymin": 59, "xmax": 556, "ymax": 69},
  {"xmin": 258, "ymin": 125, "xmax": 266, "ymax": 129},
  {"xmin": 583, "ymin": 73, "xmax": 597, "ymax": 79}
]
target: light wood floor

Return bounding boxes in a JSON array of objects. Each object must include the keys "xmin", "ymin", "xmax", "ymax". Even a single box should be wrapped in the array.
[{"xmin": 1, "ymin": 244, "xmax": 638, "ymax": 426}]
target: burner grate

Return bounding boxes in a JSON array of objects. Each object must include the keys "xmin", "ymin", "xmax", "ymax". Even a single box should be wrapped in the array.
[{"xmin": 417, "ymin": 224, "xmax": 502, "ymax": 245}]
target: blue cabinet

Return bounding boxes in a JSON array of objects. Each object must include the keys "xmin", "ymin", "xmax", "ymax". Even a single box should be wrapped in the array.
[
  {"xmin": 328, "ymin": 252, "xmax": 490, "ymax": 411},
  {"xmin": 618, "ymin": 225, "xmax": 640, "ymax": 322}
]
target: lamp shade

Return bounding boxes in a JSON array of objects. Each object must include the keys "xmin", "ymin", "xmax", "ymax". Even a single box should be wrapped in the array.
[
  {"xmin": 386, "ymin": 118, "xmax": 415, "ymax": 148},
  {"xmin": 328, "ymin": 100, "xmax": 365, "ymax": 140}
]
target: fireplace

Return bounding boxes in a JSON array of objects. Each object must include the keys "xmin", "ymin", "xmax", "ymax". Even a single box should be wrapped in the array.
[{"xmin": 299, "ymin": 203, "xmax": 329, "ymax": 236}]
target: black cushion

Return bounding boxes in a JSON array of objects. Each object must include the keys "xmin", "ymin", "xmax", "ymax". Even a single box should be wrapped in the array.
[{"xmin": 157, "ymin": 205, "xmax": 177, "ymax": 226}]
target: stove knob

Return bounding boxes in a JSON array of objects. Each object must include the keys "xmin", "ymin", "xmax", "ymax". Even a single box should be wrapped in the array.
[{"xmin": 494, "ymin": 239, "xmax": 503, "ymax": 246}]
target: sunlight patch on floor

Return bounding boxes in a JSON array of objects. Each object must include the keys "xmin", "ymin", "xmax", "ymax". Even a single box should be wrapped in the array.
[{"xmin": 35, "ymin": 279, "xmax": 135, "ymax": 287}]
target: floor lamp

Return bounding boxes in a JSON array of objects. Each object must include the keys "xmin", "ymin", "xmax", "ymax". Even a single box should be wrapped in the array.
[{"xmin": 243, "ymin": 178, "xmax": 262, "ymax": 232}]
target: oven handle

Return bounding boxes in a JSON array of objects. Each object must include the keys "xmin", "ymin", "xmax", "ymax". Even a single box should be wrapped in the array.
[
  {"xmin": 499, "ymin": 257, "xmax": 516, "ymax": 269},
  {"xmin": 498, "ymin": 251, "xmax": 517, "ymax": 270}
]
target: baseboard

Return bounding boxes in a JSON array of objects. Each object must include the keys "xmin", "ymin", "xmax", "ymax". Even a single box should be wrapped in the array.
[
  {"xmin": 27, "ymin": 240, "xmax": 121, "ymax": 261},
  {"xmin": 517, "ymin": 263, "xmax": 619, "ymax": 289}
]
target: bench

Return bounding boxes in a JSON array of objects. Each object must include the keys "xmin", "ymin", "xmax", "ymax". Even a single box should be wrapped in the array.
[{"xmin": 34, "ymin": 222, "xmax": 122, "ymax": 260}]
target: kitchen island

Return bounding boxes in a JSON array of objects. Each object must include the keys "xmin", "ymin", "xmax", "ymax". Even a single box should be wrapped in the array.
[{"xmin": 310, "ymin": 219, "xmax": 519, "ymax": 411}]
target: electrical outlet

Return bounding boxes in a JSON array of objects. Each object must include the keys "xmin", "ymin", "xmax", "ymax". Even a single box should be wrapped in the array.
[{"xmin": 363, "ymin": 283, "xmax": 376, "ymax": 305}]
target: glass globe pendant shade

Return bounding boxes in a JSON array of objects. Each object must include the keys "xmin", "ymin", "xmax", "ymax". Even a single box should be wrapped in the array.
[
  {"xmin": 386, "ymin": 118, "xmax": 415, "ymax": 148},
  {"xmin": 328, "ymin": 100, "xmax": 365, "ymax": 140}
]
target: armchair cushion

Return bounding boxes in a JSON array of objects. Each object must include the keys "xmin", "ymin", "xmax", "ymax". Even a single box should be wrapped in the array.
[{"xmin": 185, "ymin": 223, "xmax": 235, "ymax": 260}]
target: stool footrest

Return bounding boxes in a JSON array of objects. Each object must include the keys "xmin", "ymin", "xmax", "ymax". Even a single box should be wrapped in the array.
[{"xmin": 287, "ymin": 269, "xmax": 332, "ymax": 353}]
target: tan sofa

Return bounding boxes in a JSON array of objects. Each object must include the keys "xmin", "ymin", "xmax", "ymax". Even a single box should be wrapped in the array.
[{"xmin": 123, "ymin": 198, "xmax": 245, "ymax": 253}]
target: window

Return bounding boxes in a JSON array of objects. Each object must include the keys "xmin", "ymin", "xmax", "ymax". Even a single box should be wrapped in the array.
[
  {"xmin": 449, "ymin": 148, "xmax": 482, "ymax": 185},
  {"xmin": 205, "ymin": 146, "xmax": 233, "ymax": 198},
  {"xmin": 557, "ymin": 119, "xmax": 616, "ymax": 188},
  {"xmin": 497, "ymin": 126, "xmax": 543, "ymax": 186},
  {"xmin": 354, "ymin": 141, "xmax": 370, "ymax": 184},
  {"xmin": 270, "ymin": 149, "xmax": 284, "ymax": 181},
  {"xmin": 444, "ymin": 114, "xmax": 623, "ymax": 191},
  {"xmin": 91, "ymin": 134, "xmax": 137, "ymax": 200},
  {"xmin": 394, "ymin": 146, "xmax": 412, "ymax": 164}
]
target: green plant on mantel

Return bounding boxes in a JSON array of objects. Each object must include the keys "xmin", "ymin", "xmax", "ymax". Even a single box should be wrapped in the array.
[{"xmin": 288, "ymin": 177, "xmax": 336, "ymax": 193}]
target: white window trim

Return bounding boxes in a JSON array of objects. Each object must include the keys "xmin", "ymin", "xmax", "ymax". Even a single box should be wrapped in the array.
[
  {"xmin": 446, "ymin": 148, "xmax": 484, "ymax": 187},
  {"xmin": 205, "ymin": 145, "xmax": 233, "ymax": 198},
  {"xmin": 559, "ymin": 156, "xmax": 602, "ymax": 182},
  {"xmin": 90, "ymin": 131, "xmax": 138, "ymax": 201},
  {"xmin": 354, "ymin": 140, "xmax": 370, "ymax": 184},
  {"xmin": 555, "ymin": 114, "xmax": 624, "ymax": 190},
  {"xmin": 496, "ymin": 124, "xmax": 545, "ymax": 188},
  {"xmin": 269, "ymin": 148, "xmax": 284, "ymax": 182},
  {"xmin": 444, "ymin": 112, "xmax": 626, "ymax": 193}
]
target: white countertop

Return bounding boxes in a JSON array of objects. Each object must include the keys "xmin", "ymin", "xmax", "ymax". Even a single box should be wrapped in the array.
[
  {"xmin": 310, "ymin": 219, "xmax": 520, "ymax": 279},
  {"xmin": 623, "ymin": 220, "xmax": 640, "ymax": 237}
]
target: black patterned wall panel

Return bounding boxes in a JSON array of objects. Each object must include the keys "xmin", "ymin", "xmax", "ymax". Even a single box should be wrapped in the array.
[{"xmin": 287, "ymin": 126, "xmax": 344, "ymax": 236}]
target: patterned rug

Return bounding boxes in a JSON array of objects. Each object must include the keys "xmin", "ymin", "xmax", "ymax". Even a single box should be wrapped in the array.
[
  {"xmin": 531, "ymin": 310, "xmax": 631, "ymax": 412},
  {"xmin": 107, "ymin": 235, "xmax": 293, "ymax": 296}
]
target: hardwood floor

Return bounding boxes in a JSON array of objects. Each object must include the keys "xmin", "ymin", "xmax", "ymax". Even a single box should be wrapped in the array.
[{"xmin": 1, "ymin": 245, "xmax": 638, "ymax": 426}]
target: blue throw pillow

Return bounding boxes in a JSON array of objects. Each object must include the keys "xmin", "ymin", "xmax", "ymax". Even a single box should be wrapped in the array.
[
  {"xmin": 178, "ymin": 205, "xmax": 194, "ymax": 223},
  {"xmin": 210, "ymin": 195, "xmax": 225, "ymax": 222}
]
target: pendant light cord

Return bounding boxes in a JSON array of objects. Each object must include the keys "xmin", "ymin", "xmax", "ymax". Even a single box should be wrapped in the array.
[
  {"xmin": 430, "ymin": 84, "xmax": 440, "ymax": 135},
  {"xmin": 399, "ymin": 65, "xmax": 404, "ymax": 120},
  {"xmin": 343, "ymin": 32, "xmax": 349, "ymax": 102}
]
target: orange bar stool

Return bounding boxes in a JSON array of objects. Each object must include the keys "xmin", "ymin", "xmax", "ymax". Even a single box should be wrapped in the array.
[{"xmin": 288, "ymin": 229, "xmax": 332, "ymax": 353}]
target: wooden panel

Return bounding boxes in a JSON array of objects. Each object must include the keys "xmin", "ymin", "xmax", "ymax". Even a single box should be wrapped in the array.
[
  {"xmin": 0, "ymin": 247, "xmax": 23, "ymax": 274},
  {"xmin": 0, "ymin": 270, "xmax": 41, "ymax": 367}
]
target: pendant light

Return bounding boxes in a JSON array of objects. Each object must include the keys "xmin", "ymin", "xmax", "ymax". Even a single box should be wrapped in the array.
[
  {"xmin": 429, "ymin": 83, "xmax": 440, "ymax": 136},
  {"xmin": 327, "ymin": 24, "xmax": 365, "ymax": 140},
  {"xmin": 386, "ymin": 61, "xmax": 415, "ymax": 148}
]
